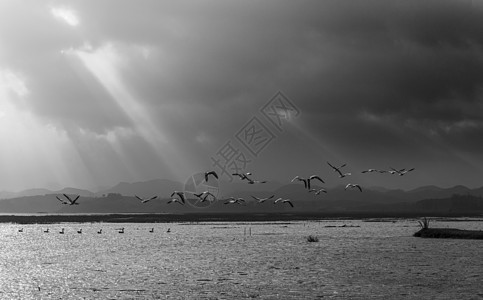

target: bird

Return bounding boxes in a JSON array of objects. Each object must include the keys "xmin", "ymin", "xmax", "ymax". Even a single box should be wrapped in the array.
[
  {"xmin": 397, "ymin": 168, "xmax": 415, "ymax": 176},
  {"xmin": 251, "ymin": 195, "xmax": 275, "ymax": 203},
  {"xmin": 204, "ymin": 171, "xmax": 218, "ymax": 182},
  {"xmin": 246, "ymin": 178, "xmax": 268, "ymax": 184},
  {"xmin": 18, "ymin": 228, "xmax": 24, "ymax": 233},
  {"xmin": 97, "ymin": 229, "xmax": 102, "ymax": 234},
  {"xmin": 291, "ymin": 176, "xmax": 308, "ymax": 189},
  {"xmin": 167, "ymin": 198, "xmax": 184, "ymax": 205},
  {"xmin": 56, "ymin": 196, "xmax": 69, "ymax": 205},
  {"xmin": 307, "ymin": 175, "xmax": 324, "ymax": 189},
  {"xmin": 361, "ymin": 169, "xmax": 379, "ymax": 173},
  {"xmin": 345, "ymin": 183, "xmax": 363, "ymax": 192},
  {"xmin": 43, "ymin": 228, "xmax": 49, "ymax": 233},
  {"xmin": 232, "ymin": 172, "xmax": 252, "ymax": 181},
  {"xmin": 77, "ymin": 228, "xmax": 82, "ymax": 234},
  {"xmin": 59, "ymin": 228, "xmax": 64, "ymax": 234},
  {"xmin": 149, "ymin": 228, "xmax": 154, "ymax": 233},
  {"xmin": 194, "ymin": 191, "xmax": 216, "ymax": 202},
  {"xmin": 274, "ymin": 198, "xmax": 294, "ymax": 207},
  {"xmin": 167, "ymin": 228, "xmax": 171, "ymax": 233},
  {"xmin": 63, "ymin": 194, "xmax": 80, "ymax": 205},
  {"xmin": 135, "ymin": 195, "xmax": 158, "ymax": 203},
  {"xmin": 308, "ymin": 188, "xmax": 327, "ymax": 195},
  {"xmin": 118, "ymin": 228, "xmax": 124, "ymax": 234},
  {"xmin": 327, "ymin": 161, "xmax": 347, "ymax": 173},
  {"xmin": 224, "ymin": 197, "xmax": 245, "ymax": 205},
  {"xmin": 170, "ymin": 191, "xmax": 186, "ymax": 204}
]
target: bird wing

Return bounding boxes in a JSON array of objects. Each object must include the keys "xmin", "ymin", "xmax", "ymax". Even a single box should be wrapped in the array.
[
  {"xmin": 135, "ymin": 195, "xmax": 143, "ymax": 201},
  {"xmin": 63, "ymin": 194, "xmax": 72, "ymax": 202},
  {"xmin": 356, "ymin": 185, "xmax": 363, "ymax": 192},
  {"xmin": 71, "ymin": 195, "xmax": 80, "ymax": 203},
  {"xmin": 285, "ymin": 200, "xmax": 294, "ymax": 207}
]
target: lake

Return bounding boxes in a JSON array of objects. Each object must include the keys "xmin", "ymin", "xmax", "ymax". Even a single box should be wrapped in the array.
[{"xmin": 1, "ymin": 218, "xmax": 482, "ymax": 299}]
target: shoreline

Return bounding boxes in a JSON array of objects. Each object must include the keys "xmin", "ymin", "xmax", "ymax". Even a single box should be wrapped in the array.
[
  {"xmin": 1, "ymin": 212, "xmax": 483, "ymax": 224},
  {"xmin": 414, "ymin": 228, "xmax": 483, "ymax": 239}
]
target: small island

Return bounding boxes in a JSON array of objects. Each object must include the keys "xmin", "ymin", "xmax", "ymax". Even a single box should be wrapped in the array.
[
  {"xmin": 414, "ymin": 228, "xmax": 483, "ymax": 239},
  {"xmin": 413, "ymin": 217, "xmax": 483, "ymax": 239}
]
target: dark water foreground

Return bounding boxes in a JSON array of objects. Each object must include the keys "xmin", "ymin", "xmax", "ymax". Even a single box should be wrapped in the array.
[{"xmin": 414, "ymin": 228, "xmax": 483, "ymax": 239}]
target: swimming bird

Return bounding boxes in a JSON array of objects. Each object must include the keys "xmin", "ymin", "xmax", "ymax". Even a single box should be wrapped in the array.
[
  {"xmin": 97, "ymin": 229, "xmax": 102, "ymax": 234},
  {"xmin": 170, "ymin": 191, "xmax": 186, "ymax": 204},
  {"xmin": 345, "ymin": 183, "xmax": 363, "ymax": 192},
  {"xmin": 77, "ymin": 228, "xmax": 82, "ymax": 234},
  {"xmin": 63, "ymin": 194, "xmax": 80, "ymax": 205},
  {"xmin": 59, "ymin": 228, "xmax": 64, "ymax": 234},
  {"xmin": 167, "ymin": 228, "xmax": 171, "ymax": 233},
  {"xmin": 149, "ymin": 228, "xmax": 154, "ymax": 233},
  {"xmin": 167, "ymin": 198, "xmax": 185, "ymax": 205},
  {"xmin": 118, "ymin": 228, "xmax": 124, "ymax": 234},
  {"xmin": 204, "ymin": 171, "xmax": 218, "ymax": 182},
  {"xmin": 291, "ymin": 176, "xmax": 308, "ymax": 189},
  {"xmin": 194, "ymin": 191, "xmax": 216, "ymax": 202},
  {"xmin": 307, "ymin": 175, "xmax": 324, "ymax": 189},
  {"xmin": 274, "ymin": 197, "xmax": 294, "ymax": 207},
  {"xmin": 251, "ymin": 195, "xmax": 275, "ymax": 203},
  {"xmin": 18, "ymin": 228, "xmax": 24, "ymax": 233},
  {"xmin": 135, "ymin": 195, "xmax": 158, "ymax": 203},
  {"xmin": 43, "ymin": 228, "xmax": 49, "ymax": 233},
  {"xmin": 308, "ymin": 188, "xmax": 327, "ymax": 195}
]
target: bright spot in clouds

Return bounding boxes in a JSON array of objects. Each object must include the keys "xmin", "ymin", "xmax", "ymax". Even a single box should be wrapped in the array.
[{"xmin": 51, "ymin": 7, "xmax": 79, "ymax": 27}]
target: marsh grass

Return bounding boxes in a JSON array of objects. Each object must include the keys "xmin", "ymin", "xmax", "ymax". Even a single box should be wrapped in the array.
[
  {"xmin": 418, "ymin": 217, "xmax": 430, "ymax": 229},
  {"xmin": 306, "ymin": 235, "xmax": 319, "ymax": 242}
]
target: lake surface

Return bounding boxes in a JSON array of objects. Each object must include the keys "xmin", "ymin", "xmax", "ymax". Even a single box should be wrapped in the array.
[{"xmin": 1, "ymin": 219, "xmax": 482, "ymax": 299}]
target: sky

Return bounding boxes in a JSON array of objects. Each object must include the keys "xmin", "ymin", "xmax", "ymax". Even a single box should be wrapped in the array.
[{"xmin": 1, "ymin": 0, "xmax": 482, "ymax": 192}]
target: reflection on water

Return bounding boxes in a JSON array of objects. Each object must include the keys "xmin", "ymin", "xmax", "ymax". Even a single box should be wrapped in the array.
[{"xmin": 1, "ymin": 219, "xmax": 482, "ymax": 299}]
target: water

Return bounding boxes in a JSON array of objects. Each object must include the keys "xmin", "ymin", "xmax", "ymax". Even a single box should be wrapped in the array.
[{"xmin": 1, "ymin": 219, "xmax": 482, "ymax": 299}]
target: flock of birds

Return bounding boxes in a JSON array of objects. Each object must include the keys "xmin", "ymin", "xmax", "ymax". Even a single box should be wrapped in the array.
[
  {"xmin": 17, "ymin": 227, "xmax": 171, "ymax": 234},
  {"xmin": 52, "ymin": 163, "xmax": 415, "ymax": 209}
]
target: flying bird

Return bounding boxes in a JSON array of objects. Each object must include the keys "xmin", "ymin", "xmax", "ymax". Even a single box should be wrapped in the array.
[
  {"xmin": 308, "ymin": 188, "xmax": 327, "ymax": 195},
  {"xmin": 307, "ymin": 175, "xmax": 324, "ymax": 189},
  {"xmin": 135, "ymin": 195, "xmax": 158, "ymax": 203},
  {"xmin": 194, "ymin": 191, "xmax": 216, "ymax": 202},
  {"xmin": 291, "ymin": 176, "xmax": 308, "ymax": 189},
  {"xmin": 274, "ymin": 198, "xmax": 294, "ymax": 207},
  {"xmin": 62, "ymin": 194, "xmax": 80, "ymax": 205},
  {"xmin": 251, "ymin": 195, "xmax": 275, "ymax": 203},
  {"xmin": 327, "ymin": 161, "xmax": 347, "ymax": 173},
  {"xmin": 204, "ymin": 171, "xmax": 219, "ymax": 182},
  {"xmin": 232, "ymin": 172, "xmax": 252, "ymax": 181},
  {"xmin": 246, "ymin": 179, "xmax": 268, "ymax": 184},
  {"xmin": 345, "ymin": 183, "xmax": 363, "ymax": 192},
  {"xmin": 361, "ymin": 169, "xmax": 379, "ymax": 173},
  {"xmin": 167, "ymin": 198, "xmax": 185, "ymax": 205},
  {"xmin": 56, "ymin": 196, "xmax": 69, "ymax": 205},
  {"xmin": 224, "ymin": 197, "xmax": 245, "ymax": 204},
  {"xmin": 170, "ymin": 191, "xmax": 186, "ymax": 204}
]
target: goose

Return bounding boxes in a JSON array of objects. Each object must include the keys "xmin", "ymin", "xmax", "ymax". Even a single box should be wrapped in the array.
[
  {"xmin": 118, "ymin": 228, "xmax": 124, "ymax": 234},
  {"xmin": 167, "ymin": 228, "xmax": 171, "ymax": 233},
  {"xmin": 149, "ymin": 228, "xmax": 154, "ymax": 233},
  {"xmin": 59, "ymin": 228, "xmax": 65, "ymax": 234},
  {"xmin": 97, "ymin": 229, "xmax": 102, "ymax": 234},
  {"xmin": 274, "ymin": 197, "xmax": 294, "ymax": 207},
  {"xmin": 135, "ymin": 195, "xmax": 158, "ymax": 203},
  {"xmin": 170, "ymin": 191, "xmax": 186, "ymax": 204},
  {"xmin": 204, "ymin": 171, "xmax": 218, "ymax": 182},
  {"xmin": 291, "ymin": 176, "xmax": 308, "ymax": 189},
  {"xmin": 18, "ymin": 228, "xmax": 24, "ymax": 233},
  {"xmin": 361, "ymin": 169, "xmax": 379, "ymax": 173},
  {"xmin": 246, "ymin": 179, "xmax": 267, "ymax": 184},
  {"xmin": 398, "ymin": 168, "xmax": 415, "ymax": 176},
  {"xmin": 167, "ymin": 198, "xmax": 185, "ymax": 205},
  {"xmin": 251, "ymin": 195, "xmax": 275, "ymax": 203},
  {"xmin": 43, "ymin": 228, "xmax": 49, "ymax": 233},
  {"xmin": 77, "ymin": 228, "xmax": 82, "ymax": 234},
  {"xmin": 345, "ymin": 183, "xmax": 363, "ymax": 192}
]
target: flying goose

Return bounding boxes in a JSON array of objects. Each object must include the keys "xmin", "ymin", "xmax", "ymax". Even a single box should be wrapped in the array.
[
  {"xmin": 345, "ymin": 183, "xmax": 363, "ymax": 192},
  {"xmin": 274, "ymin": 197, "xmax": 294, "ymax": 207},
  {"xmin": 170, "ymin": 191, "xmax": 186, "ymax": 204},
  {"xmin": 291, "ymin": 176, "xmax": 308, "ymax": 189},
  {"xmin": 204, "ymin": 171, "xmax": 219, "ymax": 182},
  {"xmin": 135, "ymin": 195, "xmax": 158, "ymax": 203},
  {"xmin": 251, "ymin": 195, "xmax": 275, "ymax": 203}
]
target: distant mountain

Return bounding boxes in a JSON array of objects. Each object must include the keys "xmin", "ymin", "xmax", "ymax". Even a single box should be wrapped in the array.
[{"xmin": 97, "ymin": 179, "xmax": 183, "ymax": 198}]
